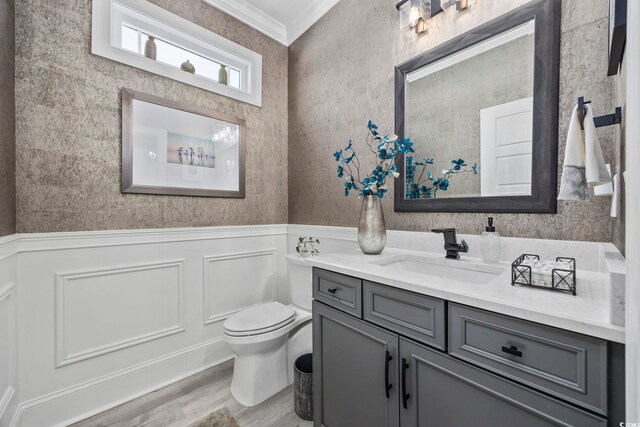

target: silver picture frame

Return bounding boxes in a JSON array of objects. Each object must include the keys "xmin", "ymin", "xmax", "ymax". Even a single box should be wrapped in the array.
[{"xmin": 121, "ymin": 89, "xmax": 246, "ymax": 198}]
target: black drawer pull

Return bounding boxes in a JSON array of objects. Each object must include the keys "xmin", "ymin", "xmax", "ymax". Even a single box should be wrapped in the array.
[
  {"xmin": 327, "ymin": 288, "xmax": 338, "ymax": 294},
  {"xmin": 502, "ymin": 345, "xmax": 523, "ymax": 357},
  {"xmin": 402, "ymin": 358, "xmax": 411, "ymax": 409},
  {"xmin": 385, "ymin": 350, "xmax": 393, "ymax": 398}
]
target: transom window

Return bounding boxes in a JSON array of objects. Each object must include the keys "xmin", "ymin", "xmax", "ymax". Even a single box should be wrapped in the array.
[
  {"xmin": 120, "ymin": 25, "xmax": 241, "ymax": 89},
  {"xmin": 92, "ymin": 0, "xmax": 262, "ymax": 106}
]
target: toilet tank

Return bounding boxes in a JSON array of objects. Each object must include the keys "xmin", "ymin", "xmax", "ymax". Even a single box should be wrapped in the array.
[{"xmin": 287, "ymin": 259, "xmax": 313, "ymax": 311}]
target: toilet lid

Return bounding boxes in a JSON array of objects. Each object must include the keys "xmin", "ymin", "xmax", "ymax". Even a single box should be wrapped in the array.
[{"xmin": 224, "ymin": 302, "xmax": 296, "ymax": 336}]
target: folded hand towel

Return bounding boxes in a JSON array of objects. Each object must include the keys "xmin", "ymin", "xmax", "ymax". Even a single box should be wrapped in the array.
[
  {"xmin": 558, "ymin": 104, "xmax": 611, "ymax": 200},
  {"xmin": 594, "ymin": 164, "xmax": 613, "ymax": 196},
  {"xmin": 583, "ymin": 105, "xmax": 611, "ymax": 185},
  {"xmin": 611, "ymin": 173, "xmax": 620, "ymax": 217}
]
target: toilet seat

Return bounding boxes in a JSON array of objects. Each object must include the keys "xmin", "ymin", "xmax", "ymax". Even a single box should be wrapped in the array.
[{"xmin": 224, "ymin": 302, "xmax": 297, "ymax": 337}]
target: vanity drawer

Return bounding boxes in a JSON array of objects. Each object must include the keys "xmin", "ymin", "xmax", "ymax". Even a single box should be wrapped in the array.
[
  {"xmin": 448, "ymin": 303, "xmax": 608, "ymax": 415},
  {"xmin": 313, "ymin": 268, "xmax": 362, "ymax": 317},
  {"xmin": 363, "ymin": 282, "xmax": 445, "ymax": 350}
]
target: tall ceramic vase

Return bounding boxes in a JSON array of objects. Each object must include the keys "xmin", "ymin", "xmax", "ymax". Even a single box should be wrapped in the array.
[
  {"xmin": 358, "ymin": 194, "xmax": 387, "ymax": 255},
  {"xmin": 218, "ymin": 64, "xmax": 228, "ymax": 85},
  {"xmin": 144, "ymin": 36, "xmax": 157, "ymax": 60}
]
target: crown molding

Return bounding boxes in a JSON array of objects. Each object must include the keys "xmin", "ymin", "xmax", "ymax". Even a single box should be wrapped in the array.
[
  {"xmin": 202, "ymin": 0, "xmax": 341, "ymax": 46},
  {"xmin": 202, "ymin": 0, "xmax": 288, "ymax": 45}
]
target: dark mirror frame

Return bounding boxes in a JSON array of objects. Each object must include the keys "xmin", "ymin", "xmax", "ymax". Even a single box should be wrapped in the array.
[{"xmin": 394, "ymin": 0, "xmax": 560, "ymax": 214}]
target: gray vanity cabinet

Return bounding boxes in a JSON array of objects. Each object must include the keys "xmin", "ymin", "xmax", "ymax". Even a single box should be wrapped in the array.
[
  {"xmin": 313, "ymin": 300, "xmax": 399, "ymax": 427},
  {"xmin": 312, "ymin": 268, "xmax": 617, "ymax": 426},
  {"xmin": 399, "ymin": 338, "xmax": 605, "ymax": 427}
]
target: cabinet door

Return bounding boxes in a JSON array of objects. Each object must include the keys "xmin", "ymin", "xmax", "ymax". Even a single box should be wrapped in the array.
[
  {"xmin": 399, "ymin": 338, "xmax": 606, "ymax": 427},
  {"xmin": 313, "ymin": 301, "xmax": 399, "ymax": 427}
]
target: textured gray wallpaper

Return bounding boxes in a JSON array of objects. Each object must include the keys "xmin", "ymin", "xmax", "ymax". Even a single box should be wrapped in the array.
[
  {"xmin": 289, "ymin": 0, "xmax": 618, "ymax": 242},
  {"xmin": 15, "ymin": 0, "xmax": 288, "ymax": 233},
  {"xmin": 0, "ymin": 0, "xmax": 15, "ymax": 237}
]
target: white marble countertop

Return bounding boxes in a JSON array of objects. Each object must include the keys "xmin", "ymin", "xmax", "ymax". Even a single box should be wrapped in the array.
[{"xmin": 288, "ymin": 248, "xmax": 625, "ymax": 343}]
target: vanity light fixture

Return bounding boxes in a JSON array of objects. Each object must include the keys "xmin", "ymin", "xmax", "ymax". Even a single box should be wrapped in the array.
[
  {"xmin": 440, "ymin": 0, "xmax": 474, "ymax": 14},
  {"xmin": 397, "ymin": 0, "xmax": 431, "ymax": 34}
]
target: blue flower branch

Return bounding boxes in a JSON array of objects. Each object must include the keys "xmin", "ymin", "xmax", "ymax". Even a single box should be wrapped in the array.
[
  {"xmin": 406, "ymin": 157, "xmax": 478, "ymax": 199},
  {"xmin": 333, "ymin": 121, "xmax": 415, "ymax": 198}
]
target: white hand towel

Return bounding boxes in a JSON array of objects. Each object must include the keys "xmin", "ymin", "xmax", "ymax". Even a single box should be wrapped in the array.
[
  {"xmin": 558, "ymin": 105, "xmax": 588, "ymax": 200},
  {"xmin": 611, "ymin": 173, "xmax": 620, "ymax": 217},
  {"xmin": 583, "ymin": 105, "xmax": 612, "ymax": 185},
  {"xmin": 558, "ymin": 104, "xmax": 611, "ymax": 200}
]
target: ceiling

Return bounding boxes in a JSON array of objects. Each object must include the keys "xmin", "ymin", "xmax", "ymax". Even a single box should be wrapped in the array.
[{"xmin": 202, "ymin": 0, "xmax": 342, "ymax": 46}]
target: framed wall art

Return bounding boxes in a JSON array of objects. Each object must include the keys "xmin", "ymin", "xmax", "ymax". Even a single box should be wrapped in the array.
[{"xmin": 122, "ymin": 89, "xmax": 245, "ymax": 197}]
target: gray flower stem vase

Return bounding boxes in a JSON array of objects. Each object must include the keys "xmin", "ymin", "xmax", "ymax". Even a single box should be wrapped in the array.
[{"xmin": 358, "ymin": 194, "xmax": 387, "ymax": 255}]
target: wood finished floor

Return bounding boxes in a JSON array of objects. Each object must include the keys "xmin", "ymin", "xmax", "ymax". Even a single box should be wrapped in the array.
[{"xmin": 72, "ymin": 360, "xmax": 314, "ymax": 427}]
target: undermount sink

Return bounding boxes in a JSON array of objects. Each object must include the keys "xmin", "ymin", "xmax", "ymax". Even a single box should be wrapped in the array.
[{"xmin": 375, "ymin": 255, "xmax": 505, "ymax": 284}]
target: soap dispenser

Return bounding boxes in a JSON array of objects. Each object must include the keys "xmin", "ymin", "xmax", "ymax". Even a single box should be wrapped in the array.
[{"xmin": 481, "ymin": 217, "xmax": 500, "ymax": 264}]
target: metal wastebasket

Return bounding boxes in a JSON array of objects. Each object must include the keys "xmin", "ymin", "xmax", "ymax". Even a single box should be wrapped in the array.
[{"xmin": 294, "ymin": 353, "xmax": 313, "ymax": 421}]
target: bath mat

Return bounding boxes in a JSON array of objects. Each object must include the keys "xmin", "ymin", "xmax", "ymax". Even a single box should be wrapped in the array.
[{"xmin": 189, "ymin": 407, "xmax": 240, "ymax": 427}]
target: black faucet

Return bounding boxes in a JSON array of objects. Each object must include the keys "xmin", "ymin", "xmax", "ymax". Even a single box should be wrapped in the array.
[{"xmin": 432, "ymin": 228, "xmax": 469, "ymax": 259}]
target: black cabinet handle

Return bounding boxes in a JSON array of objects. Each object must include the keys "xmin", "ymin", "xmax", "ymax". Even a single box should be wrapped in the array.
[
  {"xmin": 384, "ymin": 350, "xmax": 393, "ymax": 398},
  {"xmin": 327, "ymin": 288, "xmax": 337, "ymax": 294},
  {"xmin": 402, "ymin": 358, "xmax": 411, "ymax": 409},
  {"xmin": 501, "ymin": 345, "xmax": 523, "ymax": 357}
]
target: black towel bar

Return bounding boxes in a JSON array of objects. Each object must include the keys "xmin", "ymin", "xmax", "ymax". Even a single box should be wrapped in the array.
[{"xmin": 577, "ymin": 96, "xmax": 622, "ymax": 129}]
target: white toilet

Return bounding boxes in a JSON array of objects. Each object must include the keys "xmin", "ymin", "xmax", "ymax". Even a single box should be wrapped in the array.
[{"xmin": 223, "ymin": 259, "xmax": 312, "ymax": 407}]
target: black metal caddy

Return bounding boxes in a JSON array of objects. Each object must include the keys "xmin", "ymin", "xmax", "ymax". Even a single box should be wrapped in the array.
[{"xmin": 511, "ymin": 254, "xmax": 577, "ymax": 296}]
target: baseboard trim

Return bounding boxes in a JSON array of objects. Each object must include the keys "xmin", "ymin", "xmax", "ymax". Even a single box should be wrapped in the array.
[{"xmin": 12, "ymin": 338, "xmax": 233, "ymax": 427}]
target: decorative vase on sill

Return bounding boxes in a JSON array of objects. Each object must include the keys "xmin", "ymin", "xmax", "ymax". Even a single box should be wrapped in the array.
[
  {"xmin": 144, "ymin": 36, "xmax": 157, "ymax": 60},
  {"xmin": 332, "ymin": 121, "xmax": 415, "ymax": 255},
  {"xmin": 181, "ymin": 60, "xmax": 195, "ymax": 74},
  {"xmin": 218, "ymin": 64, "xmax": 228, "ymax": 85},
  {"xmin": 358, "ymin": 194, "xmax": 387, "ymax": 255}
]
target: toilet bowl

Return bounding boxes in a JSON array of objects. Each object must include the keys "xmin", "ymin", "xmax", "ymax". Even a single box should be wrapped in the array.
[{"xmin": 223, "ymin": 259, "xmax": 312, "ymax": 407}]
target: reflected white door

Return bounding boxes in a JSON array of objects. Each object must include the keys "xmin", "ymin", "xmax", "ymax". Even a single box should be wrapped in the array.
[{"xmin": 480, "ymin": 97, "xmax": 533, "ymax": 196}]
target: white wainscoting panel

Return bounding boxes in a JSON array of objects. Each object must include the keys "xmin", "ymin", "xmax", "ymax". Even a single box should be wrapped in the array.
[
  {"xmin": 55, "ymin": 260, "xmax": 186, "ymax": 367},
  {"xmin": 203, "ymin": 249, "xmax": 277, "ymax": 325},
  {"xmin": 7, "ymin": 225, "xmax": 287, "ymax": 427},
  {"xmin": 0, "ymin": 235, "xmax": 18, "ymax": 427},
  {"xmin": 0, "ymin": 284, "xmax": 16, "ymax": 427}
]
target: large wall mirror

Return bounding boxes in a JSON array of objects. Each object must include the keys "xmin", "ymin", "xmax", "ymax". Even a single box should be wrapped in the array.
[{"xmin": 394, "ymin": 0, "xmax": 560, "ymax": 213}]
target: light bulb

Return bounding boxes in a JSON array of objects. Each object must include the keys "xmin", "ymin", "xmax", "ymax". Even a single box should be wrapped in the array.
[
  {"xmin": 398, "ymin": 1, "xmax": 412, "ymax": 29},
  {"xmin": 456, "ymin": 0, "xmax": 473, "ymax": 12},
  {"xmin": 410, "ymin": 0, "xmax": 430, "ymax": 27},
  {"xmin": 409, "ymin": 3, "xmax": 421, "ymax": 27},
  {"xmin": 399, "ymin": 0, "xmax": 432, "ymax": 33}
]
